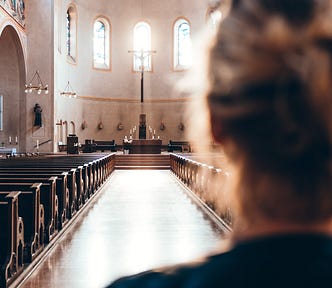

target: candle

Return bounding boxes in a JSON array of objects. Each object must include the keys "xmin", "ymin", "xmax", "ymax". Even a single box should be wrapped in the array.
[
  {"xmin": 154, "ymin": 130, "xmax": 156, "ymax": 134},
  {"xmin": 36, "ymin": 140, "xmax": 39, "ymax": 149},
  {"xmin": 9, "ymin": 136, "xmax": 11, "ymax": 143},
  {"xmin": 15, "ymin": 136, "xmax": 18, "ymax": 144}
]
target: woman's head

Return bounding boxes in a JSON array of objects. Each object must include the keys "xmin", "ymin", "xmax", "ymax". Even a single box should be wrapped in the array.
[{"xmin": 207, "ymin": 0, "xmax": 332, "ymax": 226}]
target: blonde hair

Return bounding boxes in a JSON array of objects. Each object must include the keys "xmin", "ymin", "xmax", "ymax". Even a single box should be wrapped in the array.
[{"xmin": 207, "ymin": 0, "xmax": 332, "ymax": 225}]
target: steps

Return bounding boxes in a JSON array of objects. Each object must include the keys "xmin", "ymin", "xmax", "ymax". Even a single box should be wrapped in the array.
[{"xmin": 115, "ymin": 154, "xmax": 170, "ymax": 170}]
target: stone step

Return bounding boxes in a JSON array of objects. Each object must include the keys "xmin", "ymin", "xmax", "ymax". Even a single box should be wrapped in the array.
[
  {"xmin": 115, "ymin": 165, "xmax": 170, "ymax": 170},
  {"xmin": 115, "ymin": 154, "xmax": 170, "ymax": 169}
]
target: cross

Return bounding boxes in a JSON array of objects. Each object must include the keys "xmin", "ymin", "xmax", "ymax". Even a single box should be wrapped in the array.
[{"xmin": 128, "ymin": 49, "xmax": 156, "ymax": 103}]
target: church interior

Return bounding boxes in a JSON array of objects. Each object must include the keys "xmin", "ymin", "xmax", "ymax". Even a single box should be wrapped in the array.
[
  {"xmin": 0, "ymin": 0, "xmax": 229, "ymax": 154},
  {"xmin": 0, "ymin": 0, "xmax": 233, "ymax": 287}
]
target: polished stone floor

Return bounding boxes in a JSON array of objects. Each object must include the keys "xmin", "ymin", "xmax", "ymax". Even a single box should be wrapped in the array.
[{"xmin": 19, "ymin": 170, "xmax": 224, "ymax": 288}]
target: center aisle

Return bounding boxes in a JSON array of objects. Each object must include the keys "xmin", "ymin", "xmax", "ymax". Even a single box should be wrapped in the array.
[{"xmin": 19, "ymin": 170, "xmax": 225, "ymax": 288}]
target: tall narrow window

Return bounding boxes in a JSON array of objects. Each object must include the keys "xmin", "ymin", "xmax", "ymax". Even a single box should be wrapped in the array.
[
  {"xmin": 0, "ymin": 95, "xmax": 3, "ymax": 131},
  {"xmin": 66, "ymin": 6, "xmax": 77, "ymax": 62},
  {"xmin": 93, "ymin": 18, "xmax": 110, "ymax": 69},
  {"xmin": 207, "ymin": 8, "xmax": 222, "ymax": 31},
  {"xmin": 133, "ymin": 22, "xmax": 152, "ymax": 71},
  {"xmin": 174, "ymin": 18, "xmax": 192, "ymax": 70}
]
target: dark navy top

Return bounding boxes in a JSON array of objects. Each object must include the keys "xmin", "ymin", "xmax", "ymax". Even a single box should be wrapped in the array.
[{"xmin": 106, "ymin": 234, "xmax": 332, "ymax": 288}]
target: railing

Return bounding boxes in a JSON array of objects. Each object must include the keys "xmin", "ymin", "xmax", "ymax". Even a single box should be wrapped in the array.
[{"xmin": 33, "ymin": 139, "xmax": 52, "ymax": 149}]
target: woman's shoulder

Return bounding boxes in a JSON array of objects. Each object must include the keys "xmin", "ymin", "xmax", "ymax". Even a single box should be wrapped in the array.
[
  {"xmin": 106, "ymin": 253, "xmax": 233, "ymax": 288},
  {"xmin": 106, "ymin": 235, "xmax": 332, "ymax": 288}
]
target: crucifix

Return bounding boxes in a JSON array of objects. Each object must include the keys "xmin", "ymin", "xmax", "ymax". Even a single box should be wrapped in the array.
[{"xmin": 128, "ymin": 49, "xmax": 156, "ymax": 103}]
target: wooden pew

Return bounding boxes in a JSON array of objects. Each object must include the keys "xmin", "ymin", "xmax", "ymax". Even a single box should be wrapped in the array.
[
  {"xmin": 0, "ymin": 153, "xmax": 115, "ymax": 286},
  {"xmin": 0, "ymin": 177, "xmax": 58, "ymax": 243},
  {"xmin": 0, "ymin": 192, "xmax": 24, "ymax": 287},
  {"xmin": 0, "ymin": 168, "xmax": 77, "ymax": 219},
  {"xmin": 0, "ymin": 183, "xmax": 44, "ymax": 263},
  {"xmin": 0, "ymin": 172, "xmax": 69, "ymax": 230},
  {"xmin": 93, "ymin": 140, "xmax": 117, "ymax": 152},
  {"xmin": 33, "ymin": 153, "xmax": 114, "ymax": 185},
  {"xmin": 167, "ymin": 140, "xmax": 191, "ymax": 152},
  {"xmin": 0, "ymin": 163, "xmax": 91, "ymax": 202},
  {"xmin": 0, "ymin": 158, "xmax": 109, "ymax": 227},
  {"xmin": 0, "ymin": 153, "xmax": 115, "ymax": 195}
]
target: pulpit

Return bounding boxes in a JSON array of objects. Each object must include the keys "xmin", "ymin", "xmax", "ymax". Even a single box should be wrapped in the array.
[{"xmin": 67, "ymin": 134, "xmax": 79, "ymax": 154}]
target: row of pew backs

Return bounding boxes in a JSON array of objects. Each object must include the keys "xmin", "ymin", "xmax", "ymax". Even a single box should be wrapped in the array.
[
  {"xmin": 0, "ymin": 153, "xmax": 115, "ymax": 287},
  {"xmin": 170, "ymin": 153, "xmax": 232, "ymax": 228}
]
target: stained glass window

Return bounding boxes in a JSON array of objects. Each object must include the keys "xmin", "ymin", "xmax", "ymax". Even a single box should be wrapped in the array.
[{"xmin": 66, "ymin": 6, "xmax": 77, "ymax": 62}]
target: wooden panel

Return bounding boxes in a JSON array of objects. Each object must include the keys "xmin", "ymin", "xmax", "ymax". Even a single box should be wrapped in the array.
[{"xmin": 126, "ymin": 139, "xmax": 162, "ymax": 154}]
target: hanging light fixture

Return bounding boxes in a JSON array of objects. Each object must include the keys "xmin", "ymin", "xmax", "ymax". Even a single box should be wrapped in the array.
[
  {"xmin": 25, "ymin": 70, "xmax": 49, "ymax": 94},
  {"xmin": 60, "ymin": 81, "xmax": 77, "ymax": 98}
]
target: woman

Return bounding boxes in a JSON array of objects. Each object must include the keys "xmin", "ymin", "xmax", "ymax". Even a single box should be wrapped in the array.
[{"xmin": 107, "ymin": 0, "xmax": 332, "ymax": 287}]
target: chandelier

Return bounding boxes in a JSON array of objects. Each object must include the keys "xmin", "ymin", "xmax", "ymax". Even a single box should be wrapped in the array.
[
  {"xmin": 25, "ymin": 70, "xmax": 49, "ymax": 94},
  {"xmin": 60, "ymin": 81, "xmax": 77, "ymax": 98}
]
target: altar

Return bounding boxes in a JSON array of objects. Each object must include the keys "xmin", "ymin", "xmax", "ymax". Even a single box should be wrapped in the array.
[{"xmin": 125, "ymin": 139, "xmax": 162, "ymax": 154}]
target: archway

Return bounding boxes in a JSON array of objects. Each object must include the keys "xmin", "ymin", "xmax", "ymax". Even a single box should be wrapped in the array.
[{"xmin": 0, "ymin": 25, "xmax": 26, "ymax": 152}]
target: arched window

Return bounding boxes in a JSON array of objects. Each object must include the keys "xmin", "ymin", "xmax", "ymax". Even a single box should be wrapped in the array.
[
  {"xmin": 207, "ymin": 8, "xmax": 222, "ymax": 31},
  {"xmin": 174, "ymin": 18, "xmax": 192, "ymax": 70},
  {"xmin": 93, "ymin": 17, "xmax": 110, "ymax": 69},
  {"xmin": 133, "ymin": 22, "xmax": 152, "ymax": 71},
  {"xmin": 66, "ymin": 5, "xmax": 77, "ymax": 62}
]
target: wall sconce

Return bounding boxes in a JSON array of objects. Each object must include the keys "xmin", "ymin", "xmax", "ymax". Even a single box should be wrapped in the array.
[
  {"xmin": 25, "ymin": 70, "xmax": 49, "ymax": 94},
  {"xmin": 117, "ymin": 122, "xmax": 124, "ymax": 130},
  {"xmin": 98, "ymin": 122, "xmax": 103, "ymax": 130},
  {"xmin": 178, "ymin": 122, "xmax": 185, "ymax": 131},
  {"xmin": 60, "ymin": 81, "xmax": 77, "ymax": 98},
  {"xmin": 160, "ymin": 121, "xmax": 165, "ymax": 131},
  {"xmin": 81, "ymin": 120, "xmax": 87, "ymax": 130}
]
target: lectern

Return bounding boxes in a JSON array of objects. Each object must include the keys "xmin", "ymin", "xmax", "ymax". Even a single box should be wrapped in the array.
[{"xmin": 67, "ymin": 134, "xmax": 79, "ymax": 154}]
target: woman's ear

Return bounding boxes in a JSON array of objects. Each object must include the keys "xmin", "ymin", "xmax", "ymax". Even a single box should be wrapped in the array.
[{"xmin": 210, "ymin": 114, "xmax": 225, "ymax": 144}]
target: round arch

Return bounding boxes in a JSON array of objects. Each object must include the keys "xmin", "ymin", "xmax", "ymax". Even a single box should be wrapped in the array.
[{"xmin": 0, "ymin": 24, "xmax": 26, "ymax": 151}]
